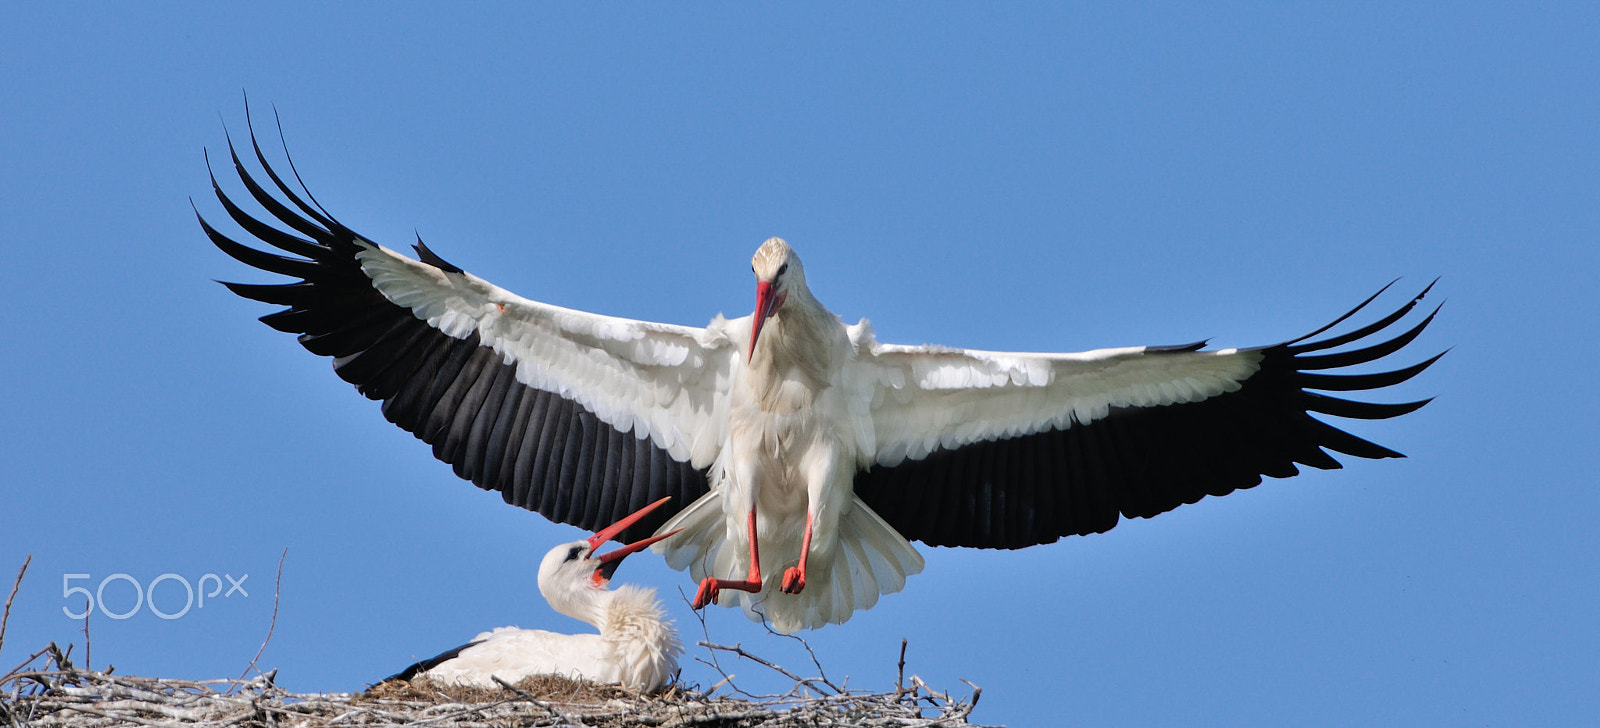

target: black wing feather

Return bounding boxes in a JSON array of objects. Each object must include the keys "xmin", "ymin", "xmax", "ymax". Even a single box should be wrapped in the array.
[
  {"xmin": 380, "ymin": 639, "xmax": 486, "ymax": 684},
  {"xmin": 855, "ymin": 286, "xmax": 1442, "ymax": 549},
  {"xmin": 203, "ymin": 124, "xmax": 708, "ymax": 543}
]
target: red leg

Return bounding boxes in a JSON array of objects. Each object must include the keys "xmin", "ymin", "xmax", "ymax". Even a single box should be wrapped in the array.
[
  {"xmin": 781, "ymin": 512, "xmax": 813, "ymax": 594},
  {"xmin": 691, "ymin": 508, "xmax": 765, "ymax": 609}
]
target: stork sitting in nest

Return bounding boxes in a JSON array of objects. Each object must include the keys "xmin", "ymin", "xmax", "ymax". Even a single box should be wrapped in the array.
[{"xmin": 384, "ymin": 498, "xmax": 683, "ymax": 692}]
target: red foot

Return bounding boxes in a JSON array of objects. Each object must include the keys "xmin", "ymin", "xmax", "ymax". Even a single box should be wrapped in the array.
[
  {"xmin": 692, "ymin": 508, "xmax": 768, "ymax": 610},
  {"xmin": 692, "ymin": 577, "xmax": 720, "ymax": 608},
  {"xmin": 781, "ymin": 566, "xmax": 806, "ymax": 594},
  {"xmin": 783, "ymin": 512, "xmax": 813, "ymax": 595},
  {"xmin": 691, "ymin": 576, "xmax": 762, "ymax": 609}
]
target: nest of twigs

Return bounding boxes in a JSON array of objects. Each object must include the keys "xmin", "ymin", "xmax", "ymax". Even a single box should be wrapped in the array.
[
  {"xmin": 0, "ymin": 556, "xmax": 990, "ymax": 727},
  {"xmin": 1, "ymin": 641, "xmax": 991, "ymax": 727}
]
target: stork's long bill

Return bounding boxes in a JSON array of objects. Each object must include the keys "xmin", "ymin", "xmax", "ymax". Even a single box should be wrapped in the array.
[
  {"xmin": 587, "ymin": 497, "xmax": 681, "ymax": 585},
  {"xmin": 204, "ymin": 114, "xmax": 1443, "ymax": 633},
  {"xmin": 749, "ymin": 279, "xmax": 784, "ymax": 360}
]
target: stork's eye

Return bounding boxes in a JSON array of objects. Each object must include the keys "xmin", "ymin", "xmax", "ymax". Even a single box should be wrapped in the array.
[
  {"xmin": 777, "ymin": 263, "xmax": 788, "ymax": 276},
  {"xmin": 565, "ymin": 545, "xmax": 584, "ymax": 562}
]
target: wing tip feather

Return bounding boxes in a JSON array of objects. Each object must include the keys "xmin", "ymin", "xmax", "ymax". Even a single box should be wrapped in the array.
[{"xmin": 414, "ymin": 236, "xmax": 465, "ymax": 274}]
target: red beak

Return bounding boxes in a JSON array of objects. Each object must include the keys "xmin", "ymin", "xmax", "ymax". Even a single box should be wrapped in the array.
[
  {"xmin": 586, "ymin": 496, "xmax": 681, "ymax": 583},
  {"xmin": 750, "ymin": 280, "xmax": 780, "ymax": 360}
]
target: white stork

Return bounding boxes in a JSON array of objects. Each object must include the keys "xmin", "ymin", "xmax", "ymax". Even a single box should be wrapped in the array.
[
  {"xmin": 202, "ymin": 120, "xmax": 1442, "ymax": 633},
  {"xmin": 383, "ymin": 497, "xmax": 683, "ymax": 692}
]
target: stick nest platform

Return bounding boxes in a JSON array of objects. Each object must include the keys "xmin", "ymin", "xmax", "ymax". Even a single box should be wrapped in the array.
[{"xmin": 2, "ymin": 643, "xmax": 994, "ymax": 727}]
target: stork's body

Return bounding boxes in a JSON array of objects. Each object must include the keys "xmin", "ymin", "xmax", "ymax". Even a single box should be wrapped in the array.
[
  {"xmin": 388, "ymin": 499, "xmax": 682, "ymax": 692},
  {"xmin": 205, "ymin": 119, "xmax": 1442, "ymax": 632},
  {"xmin": 672, "ymin": 241, "xmax": 908, "ymax": 625}
]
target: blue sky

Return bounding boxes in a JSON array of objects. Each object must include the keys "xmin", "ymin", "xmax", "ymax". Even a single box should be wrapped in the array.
[{"xmin": 3, "ymin": 4, "xmax": 1596, "ymax": 725}]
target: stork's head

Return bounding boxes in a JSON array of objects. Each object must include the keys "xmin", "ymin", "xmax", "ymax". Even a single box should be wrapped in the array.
[
  {"xmin": 749, "ymin": 237, "xmax": 806, "ymax": 360},
  {"xmin": 536, "ymin": 497, "xmax": 679, "ymax": 620}
]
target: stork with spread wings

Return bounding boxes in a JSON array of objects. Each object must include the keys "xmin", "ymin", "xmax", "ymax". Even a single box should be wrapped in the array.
[{"xmin": 204, "ymin": 120, "xmax": 1441, "ymax": 633}]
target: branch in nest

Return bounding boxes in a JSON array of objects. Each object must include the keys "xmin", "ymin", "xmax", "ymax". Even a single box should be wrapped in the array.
[
  {"xmin": 760, "ymin": 618, "xmax": 843, "ymax": 693},
  {"xmin": 235, "ymin": 546, "xmax": 288, "ymax": 689},
  {"xmin": 697, "ymin": 641, "xmax": 841, "ymax": 697},
  {"xmin": 491, "ymin": 675, "xmax": 568, "ymax": 722},
  {"xmin": 0, "ymin": 553, "xmax": 30, "ymax": 660},
  {"xmin": 674, "ymin": 591, "xmax": 985, "ymax": 725},
  {"xmin": 680, "ymin": 585, "xmax": 748, "ymax": 699}
]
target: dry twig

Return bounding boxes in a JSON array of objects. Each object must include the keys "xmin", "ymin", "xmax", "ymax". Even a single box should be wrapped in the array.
[
  {"xmin": 236, "ymin": 546, "xmax": 288, "ymax": 687},
  {"xmin": 79, "ymin": 611, "xmax": 90, "ymax": 673},
  {"xmin": 897, "ymin": 638, "xmax": 908, "ymax": 693},
  {"xmin": 0, "ymin": 553, "xmax": 29, "ymax": 659}
]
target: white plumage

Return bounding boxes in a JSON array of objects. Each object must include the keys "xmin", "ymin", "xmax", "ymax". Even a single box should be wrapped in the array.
[
  {"xmin": 207, "ymin": 118, "xmax": 1442, "ymax": 633},
  {"xmin": 388, "ymin": 498, "xmax": 682, "ymax": 692}
]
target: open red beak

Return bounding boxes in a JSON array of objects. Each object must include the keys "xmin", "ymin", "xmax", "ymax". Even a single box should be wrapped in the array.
[
  {"xmin": 749, "ymin": 280, "xmax": 781, "ymax": 360},
  {"xmin": 587, "ymin": 496, "xmax": 681, "ymax": 583}
]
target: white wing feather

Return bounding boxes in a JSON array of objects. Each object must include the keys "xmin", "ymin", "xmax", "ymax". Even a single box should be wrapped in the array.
[
  {"xmin": 356, "ymin": 241, "xmax": 740, "ymax": 468},
  {"xmin": 851, "ymin": 330, "xmax": 1265, "ymax": 468}
]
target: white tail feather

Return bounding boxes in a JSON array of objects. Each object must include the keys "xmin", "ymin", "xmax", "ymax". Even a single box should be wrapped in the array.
[{"xmin": 653, "ymin": 491, "xmax": 924, "ymax": 632}]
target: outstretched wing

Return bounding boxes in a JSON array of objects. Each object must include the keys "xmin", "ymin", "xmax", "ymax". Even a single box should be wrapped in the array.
[
  {"xmin": 201, "ymin": 123, "xmax": 735, "ymax": 540},
  {"xmin": 852, "ymin": 283, "xmax": 1442, "ymax": 549}
]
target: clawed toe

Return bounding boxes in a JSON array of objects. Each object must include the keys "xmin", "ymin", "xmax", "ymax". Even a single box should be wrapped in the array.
[
  {"xmin": 692, "ymin": 578, "xmax": 720, "ymax": 609},
  {"xmin": 781, "ymin": 566, "xmax": 806, "ymax": 594}
]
